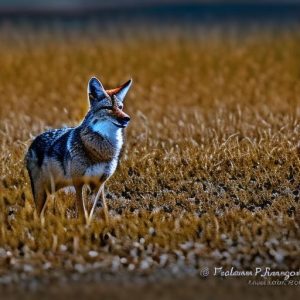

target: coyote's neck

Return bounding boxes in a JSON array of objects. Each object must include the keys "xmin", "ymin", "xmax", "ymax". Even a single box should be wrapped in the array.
[{"xmin": 79, "ymin": 122, "xmax": 123, "ymax": 163}]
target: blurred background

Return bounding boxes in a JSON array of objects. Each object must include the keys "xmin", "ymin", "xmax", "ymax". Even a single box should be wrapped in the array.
[{"xmin": 0, "ymin": 0, "xmax": 299, "ymax": 27}]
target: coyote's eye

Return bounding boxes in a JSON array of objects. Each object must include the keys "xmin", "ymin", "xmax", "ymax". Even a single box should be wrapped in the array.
[
  {"xmin": 118, "ymin": 105, "xmax": 123, "ymax": 110},
  {"xmin": 95, "ymin": 106, "xmax": 113, "ymax": 112}
]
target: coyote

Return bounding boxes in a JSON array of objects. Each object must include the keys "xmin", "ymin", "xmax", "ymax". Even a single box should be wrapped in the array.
[{"xmin": 25, "ymin": 77, "xmax": 132, "ymax": 222}]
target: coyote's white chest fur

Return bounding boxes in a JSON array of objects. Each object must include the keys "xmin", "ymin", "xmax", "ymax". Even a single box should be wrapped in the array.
[{"xmin": 84, "ymin": 120, "xmax": 123, "ymax": 178}]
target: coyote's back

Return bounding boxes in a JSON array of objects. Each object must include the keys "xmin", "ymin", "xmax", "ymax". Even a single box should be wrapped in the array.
[{"xmin": 26, "ymin": 76, "xmax": 132, "ymax": 219}]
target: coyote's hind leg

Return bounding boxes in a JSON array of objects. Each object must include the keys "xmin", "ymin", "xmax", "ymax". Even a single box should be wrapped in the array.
[
  {"xmin": 27, "ymin": 162, "xmax": 48, "ymax": 218},
  {"xmin": 33, "ymin": 182, "xmax": 48, "ymax": 217}
]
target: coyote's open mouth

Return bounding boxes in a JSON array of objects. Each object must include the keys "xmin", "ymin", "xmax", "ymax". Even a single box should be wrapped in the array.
[{"xmin": 112, "ymin": 121, "xmax": 129, "ymax": 128}]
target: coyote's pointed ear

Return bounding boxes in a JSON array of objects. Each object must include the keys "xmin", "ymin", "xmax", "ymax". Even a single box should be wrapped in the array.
[
  {"xmin": 106, "ymin": 79, "xmax": 133, "ymax": 102},
  {"xmin": 87, "ymin": 77, "xmax": 108, "ymax": 105}
]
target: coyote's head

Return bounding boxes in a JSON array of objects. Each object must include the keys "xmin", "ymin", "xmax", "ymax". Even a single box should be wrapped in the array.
[{"xmin": 86, "ymin": 77, "xmax": 132, "ymax": 132}]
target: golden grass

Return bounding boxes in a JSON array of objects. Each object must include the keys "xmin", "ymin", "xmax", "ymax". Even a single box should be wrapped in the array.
[{"xmin": 0, "ymin": 27, "xmax": 299, "ymax": 284}]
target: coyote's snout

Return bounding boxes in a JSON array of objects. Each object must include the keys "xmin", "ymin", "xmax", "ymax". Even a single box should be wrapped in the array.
[{"xmin": 25, "ymin": 77, "xmax": 133, "ymax": 223}]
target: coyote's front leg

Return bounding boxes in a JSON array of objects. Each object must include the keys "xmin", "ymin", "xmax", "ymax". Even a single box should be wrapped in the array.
[
  {"xmin": 87, "ymin": 177, "xmax": 108, "ymax": 225},
  {"xmin": 74, "ymin": 184, "xmax": 88, "ymax": 222}
]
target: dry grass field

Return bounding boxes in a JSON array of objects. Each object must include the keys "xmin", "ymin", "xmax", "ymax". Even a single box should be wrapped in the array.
[{"xmin": 0, "ymin": 26, "xmax": 299, "ymax": 294}]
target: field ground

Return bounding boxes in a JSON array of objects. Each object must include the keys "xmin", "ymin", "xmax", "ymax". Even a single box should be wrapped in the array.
[
  {"xmin": 0, "ymin": 25, "xmax": 299, "ymax": 297},
  {"xmin": 1, "ymin": 277, "xmax": 299, "ymax": 300}
]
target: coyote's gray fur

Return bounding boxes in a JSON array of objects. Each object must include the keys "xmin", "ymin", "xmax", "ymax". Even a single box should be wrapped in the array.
[{"xmin": 25, "ymin": 77, "xmax": 132, "ymax": 221}]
